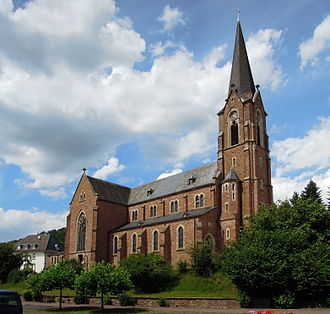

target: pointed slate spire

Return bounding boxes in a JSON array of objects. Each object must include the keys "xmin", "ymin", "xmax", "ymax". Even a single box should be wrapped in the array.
[
  {"xmin": 223, "ymin": 168, "xmax": 240, "ymax": 183},
  {"xmin": 228, "ymin": 21, "xmax": 255, "ymax": 101}
]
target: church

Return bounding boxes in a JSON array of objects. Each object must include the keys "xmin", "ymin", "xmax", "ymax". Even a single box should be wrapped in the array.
[{"xmin": 64, "ymin": 20, "xmax": 273, "ymax": 268}]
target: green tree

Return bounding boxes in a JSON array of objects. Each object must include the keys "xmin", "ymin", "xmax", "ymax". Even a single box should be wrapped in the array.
[
  {"xmin": 326, "ymin": 186, "xmax": 330, "ymax": 211},
  {"xmin": 301, "ymin": 180, "xmax": 323, "ymax": 204},
  {"xmin": 0, "ymin": 242, "xmax": 22, "ymax": 283},
  {"xmin": 75, "ymin": 262, "xmax": 132, "ymax": 310},
  {"xmin": 290, "ymin": 191, "xmax": 300, "ymax": 205},
  {"xmin": 188, "ymin": 242, "xmax": 217, "ymax": 277},
  {"xmin": 27, "ymin": 260, "xmax": 82, "ymax": 310},
  {"xmin": 120, "ymin": 253, "xmax": 175, "ymax": 293},
  {"xmin": 221, "ymin": 198, "xmax": 330, "ymax": 307}
]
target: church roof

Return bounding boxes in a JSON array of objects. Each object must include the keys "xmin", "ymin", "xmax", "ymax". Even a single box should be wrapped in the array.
[
  {"xmin": 14, "ymin": 234, "xmax": 63, "ymax": 253},
  {"xmin": 86, "ymin": 161, "xmax": 218, "ymax": 206},
  {"xmin": 87, "ymin": 176, "xmax": 131, "ymax": 205},
  {"xmin": 228, "ymin": 21, "xmax": 255, "ymax": 101},
  {"xmin": 223, "ymin": 168, "xmax": 240, "ymax": 182},
  {"xmin": 112, "ymin": 206, "xmax": 216, "ymax": 232}
]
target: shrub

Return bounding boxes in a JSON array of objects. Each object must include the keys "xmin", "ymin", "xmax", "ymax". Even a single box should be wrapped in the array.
[
  {"xmin": 120, "ymin": 253, "xmax": 176, "ymax": 293},
  {"xmin": 73, "ymin": 295, "xmax": 86, "ymax": 304},
  {"xmin": 104, "ymin": 295, "xmax": 112, "ymax": 305},
  {"xmin": 177, "ymin": 260, "xmax": 189, "ymax": 274},
  {"xmin": 119, "ymin": 292, "xmax": 136, "ymax": 306},
  {"xmin": 238, "ymin": 290, "xmax": 251, "ymax": 308},
  {"xmin": 32, "ymin": 291, "xmax": 43, "ymax": 302},
  {"xmin": 188, "ymin": 243, "xmax": 217, "ymax": 277},
  {"xmin": 158, "ymin": 297, "xmax": 167, "ymax": 307},
  {"xmin": 23, "ymin": 291, "xmax": 33, "ymax": 301},
  {"xmin": 273, "ymin": 290, "xmax": 295, "ymax": 309},
  {"xmin": 7, "ymin": 269, "xmax": 25, "ymax": 284}
]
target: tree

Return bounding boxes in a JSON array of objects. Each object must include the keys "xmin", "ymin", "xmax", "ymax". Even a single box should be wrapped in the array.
[
  {"xmin": 75, "ymin": 262, "xmax": 132, "ymax": 310},
  {"xmin": 290, "ymin": 191, "xmax": 300, "ymax": 205},
  {"xmin": 27, "ymin": 260, "xmax": 82, "ymax": 310},
  {"xmin": 188, "ymin": 242, "xmax": 217, "ymax": 277},
  {"xmin": 301, "ymin": 180, "xmax": 323, "ymax": 204},
  {"xmin": 120, "ymin": 253, "xmax": 175, "ymax": 293},
  {"xmin": 221, "ymin": 198, "xmax": 330, "ymax": 308},
  {"xmin": 326, "ymin": 186, "xmax": 330, "ymax": 211},
  {"xmin": 0, "ymin": 242, "xmax": 22, "ymax": 283}
]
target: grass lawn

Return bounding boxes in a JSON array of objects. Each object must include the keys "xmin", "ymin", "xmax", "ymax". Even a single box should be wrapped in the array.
[{"xmin": 1, "ymin": 272, "xmax": 238, "ymax": 299}]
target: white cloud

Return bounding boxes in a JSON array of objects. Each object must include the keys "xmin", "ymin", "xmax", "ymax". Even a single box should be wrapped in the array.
[
  {"xmin": 39, "ymin": 187, "xmax": 68, "ymax": 200},
  {"xmin": 150, "ymin": 40, "xmax": 176, "ymax": 57},
  {"xmin": 0, "ymin": 0, "xmax": 145, "ymax": 72},
  {"xmin": 157, "ymin": 168, "xmax": 182, "ymax": 180},
  {"xmin": 203, "ymin": 45, "xmax": 227, "ymax": 69},
  {"xmin": 0, "ymin": 0, "xmax": 285, "ymax": 201},
  {"xmin": 93, "ymin": 157, "xmax": 125, "ymax": 180},
  {"xmin": 272, "ymin": 116, "xmax": 330, "ymax": 176},
  {"xmin": 247, "ymin": 29, "xmax": 284, "ymax": 90},
  {"xmin": 299, "ymin": 14, "xmax": 330, "ymax": 69},
  {"xmin": 271, "ymin": 116, "xmax": 330, "ymax": 202},
  {"xmin": 158, "ymin": 4, "xmax": 186, "ymax": 32},
  {"xmin": 0, "ymin": 207, "xmax": 68, "ymax": 242}
]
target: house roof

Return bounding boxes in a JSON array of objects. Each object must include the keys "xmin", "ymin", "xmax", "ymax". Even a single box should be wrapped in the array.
[
  {"xmin": 86, "ymin": 161, "xmax": 218, "ymax": 206},
  {"xmin": 112, "ymin": 206, "xmax": 216, "ymax": 232},
  {"xmin": 228, "ymin": 21, "xmax": 255, "ymax": 101},
  {"xmin": 14, "ymin": 234, "xmax": 63, "ymax": 253}
]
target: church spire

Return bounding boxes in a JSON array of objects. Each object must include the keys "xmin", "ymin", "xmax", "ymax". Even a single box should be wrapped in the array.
[{"xmin": 228, "ymin": 20, "xmax": 255, "ymax": 101}]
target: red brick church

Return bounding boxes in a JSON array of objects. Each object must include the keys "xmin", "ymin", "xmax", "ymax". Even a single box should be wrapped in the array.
[{"xmin": 64, "ymin": 20, "xmax": 273, "ymax": 268}]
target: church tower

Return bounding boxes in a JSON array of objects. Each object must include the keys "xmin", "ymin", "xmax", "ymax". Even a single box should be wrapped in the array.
[{"xmin": 217, "ymin": 20, "xmax": 273, "ymax": 243}]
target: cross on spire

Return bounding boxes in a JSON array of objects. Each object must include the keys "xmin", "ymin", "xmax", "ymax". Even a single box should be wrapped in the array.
[{"xmin": 236, "ymin": 6, "xmax": 240, "ymax": 22}]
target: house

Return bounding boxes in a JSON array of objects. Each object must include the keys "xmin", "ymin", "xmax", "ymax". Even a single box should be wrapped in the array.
[
  {"xmin": 64, "ymin": 20, "xmax": 273, "ymax": 267},
  {"xmin": 14, "ymin": 234, "xmax": 64, "ymax": 273}
]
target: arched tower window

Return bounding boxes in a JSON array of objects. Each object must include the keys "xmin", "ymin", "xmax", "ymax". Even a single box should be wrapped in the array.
[
  {"xmin": 153, "ymin": 230, "xmax": 159, "ymax": 251},
  {"xmin": 77, "ymin": 212, "xmax": 86, "ymax": 252},
  {"xmin": 229, "ymin": 110, "xmax": 239, "ymax": 146},
  {"xmin": 177, "ymin": 226, "xmax": 184, "ymax": 249},
  {"xmin": 256, "ymin": 110, "xmax": 264, "ymax": 147}
]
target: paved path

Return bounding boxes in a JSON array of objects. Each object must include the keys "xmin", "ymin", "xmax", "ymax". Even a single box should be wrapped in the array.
[{"xmin": 22, "ymin": 301, "xmax": 330, "ymax": 314}]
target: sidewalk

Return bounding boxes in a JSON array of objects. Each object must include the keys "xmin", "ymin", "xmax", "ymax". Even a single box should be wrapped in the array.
[{"xmin": 23, "ymin": 301, "xmax": 330, "ymax": 314}]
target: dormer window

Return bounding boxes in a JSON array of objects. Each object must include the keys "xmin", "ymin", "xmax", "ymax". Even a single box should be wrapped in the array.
[
  {"xmin": 188, "ymin": 175, "xmax": 196, "ymax": 185},
  {"xmin": 55, "ymin": 244, "xmax": 59, "ymax": 250},
  {"xmin": 147, "ymin": 188, "xmax": 153, "ymax": 196}
]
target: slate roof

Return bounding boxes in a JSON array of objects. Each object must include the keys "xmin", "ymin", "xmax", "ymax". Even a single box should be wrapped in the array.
[
  {"xmin": 87, "ymin": 176, "xmax": 131, "ymax": 205},
  {"xmin": 14, "ymin": 234, "xmax": 63, "ymax": 253},
  {"xmin": 228, "ymin": 21, "xmax": 256, "ymax": 101},
  {"xmin": 223, "ymin": 168, "xmax": 240, "ymax": 182},
  {"xmin": 86, "ymin": 161, "xmax": 218, "ymax": 206},
  {"xmin": 113, "ymin": 206, "xmax": 216, "ymax": 232}
]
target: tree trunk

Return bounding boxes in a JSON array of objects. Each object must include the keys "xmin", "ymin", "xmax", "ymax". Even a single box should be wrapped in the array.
[{"xmin": 101, "ymin": 292, "xmax": 104, "ymax": 310}]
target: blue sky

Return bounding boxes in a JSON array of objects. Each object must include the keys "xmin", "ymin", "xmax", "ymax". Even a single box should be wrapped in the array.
[{"xmin": 0, "ymin": 0, "xmax": 329, "ymax": 242}]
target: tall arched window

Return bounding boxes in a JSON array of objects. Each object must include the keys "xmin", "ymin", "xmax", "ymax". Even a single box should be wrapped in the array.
[
  {"xmin": 256, "ymin": 110, "xmax": 263, "ymax": 147},
  {"xmin": 77, "ymin": 212, "xmax": 86, "ymax": 252},
  {"xmin": 177, "ymin": 226, "xmax": 184, "ymax": 249},
  {"xmin": 132, "ymin": 234, "xmax": 137, "ymax": 253},
  {"xmin": 113, "ymin": 236, "xmax": 118, "ymax": 254},
  {"xmin": 229, "ymin": 110, "xmax": 239, "ymax": 146},
  {"xmin": 153, "ymin": 230, "xmax": 159, "ymax": 251}
]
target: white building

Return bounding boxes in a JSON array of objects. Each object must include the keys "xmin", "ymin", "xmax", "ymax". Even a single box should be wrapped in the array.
[{"xmin": 14, "ymin": 233, "xmax": 63, "ymax": 273}]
